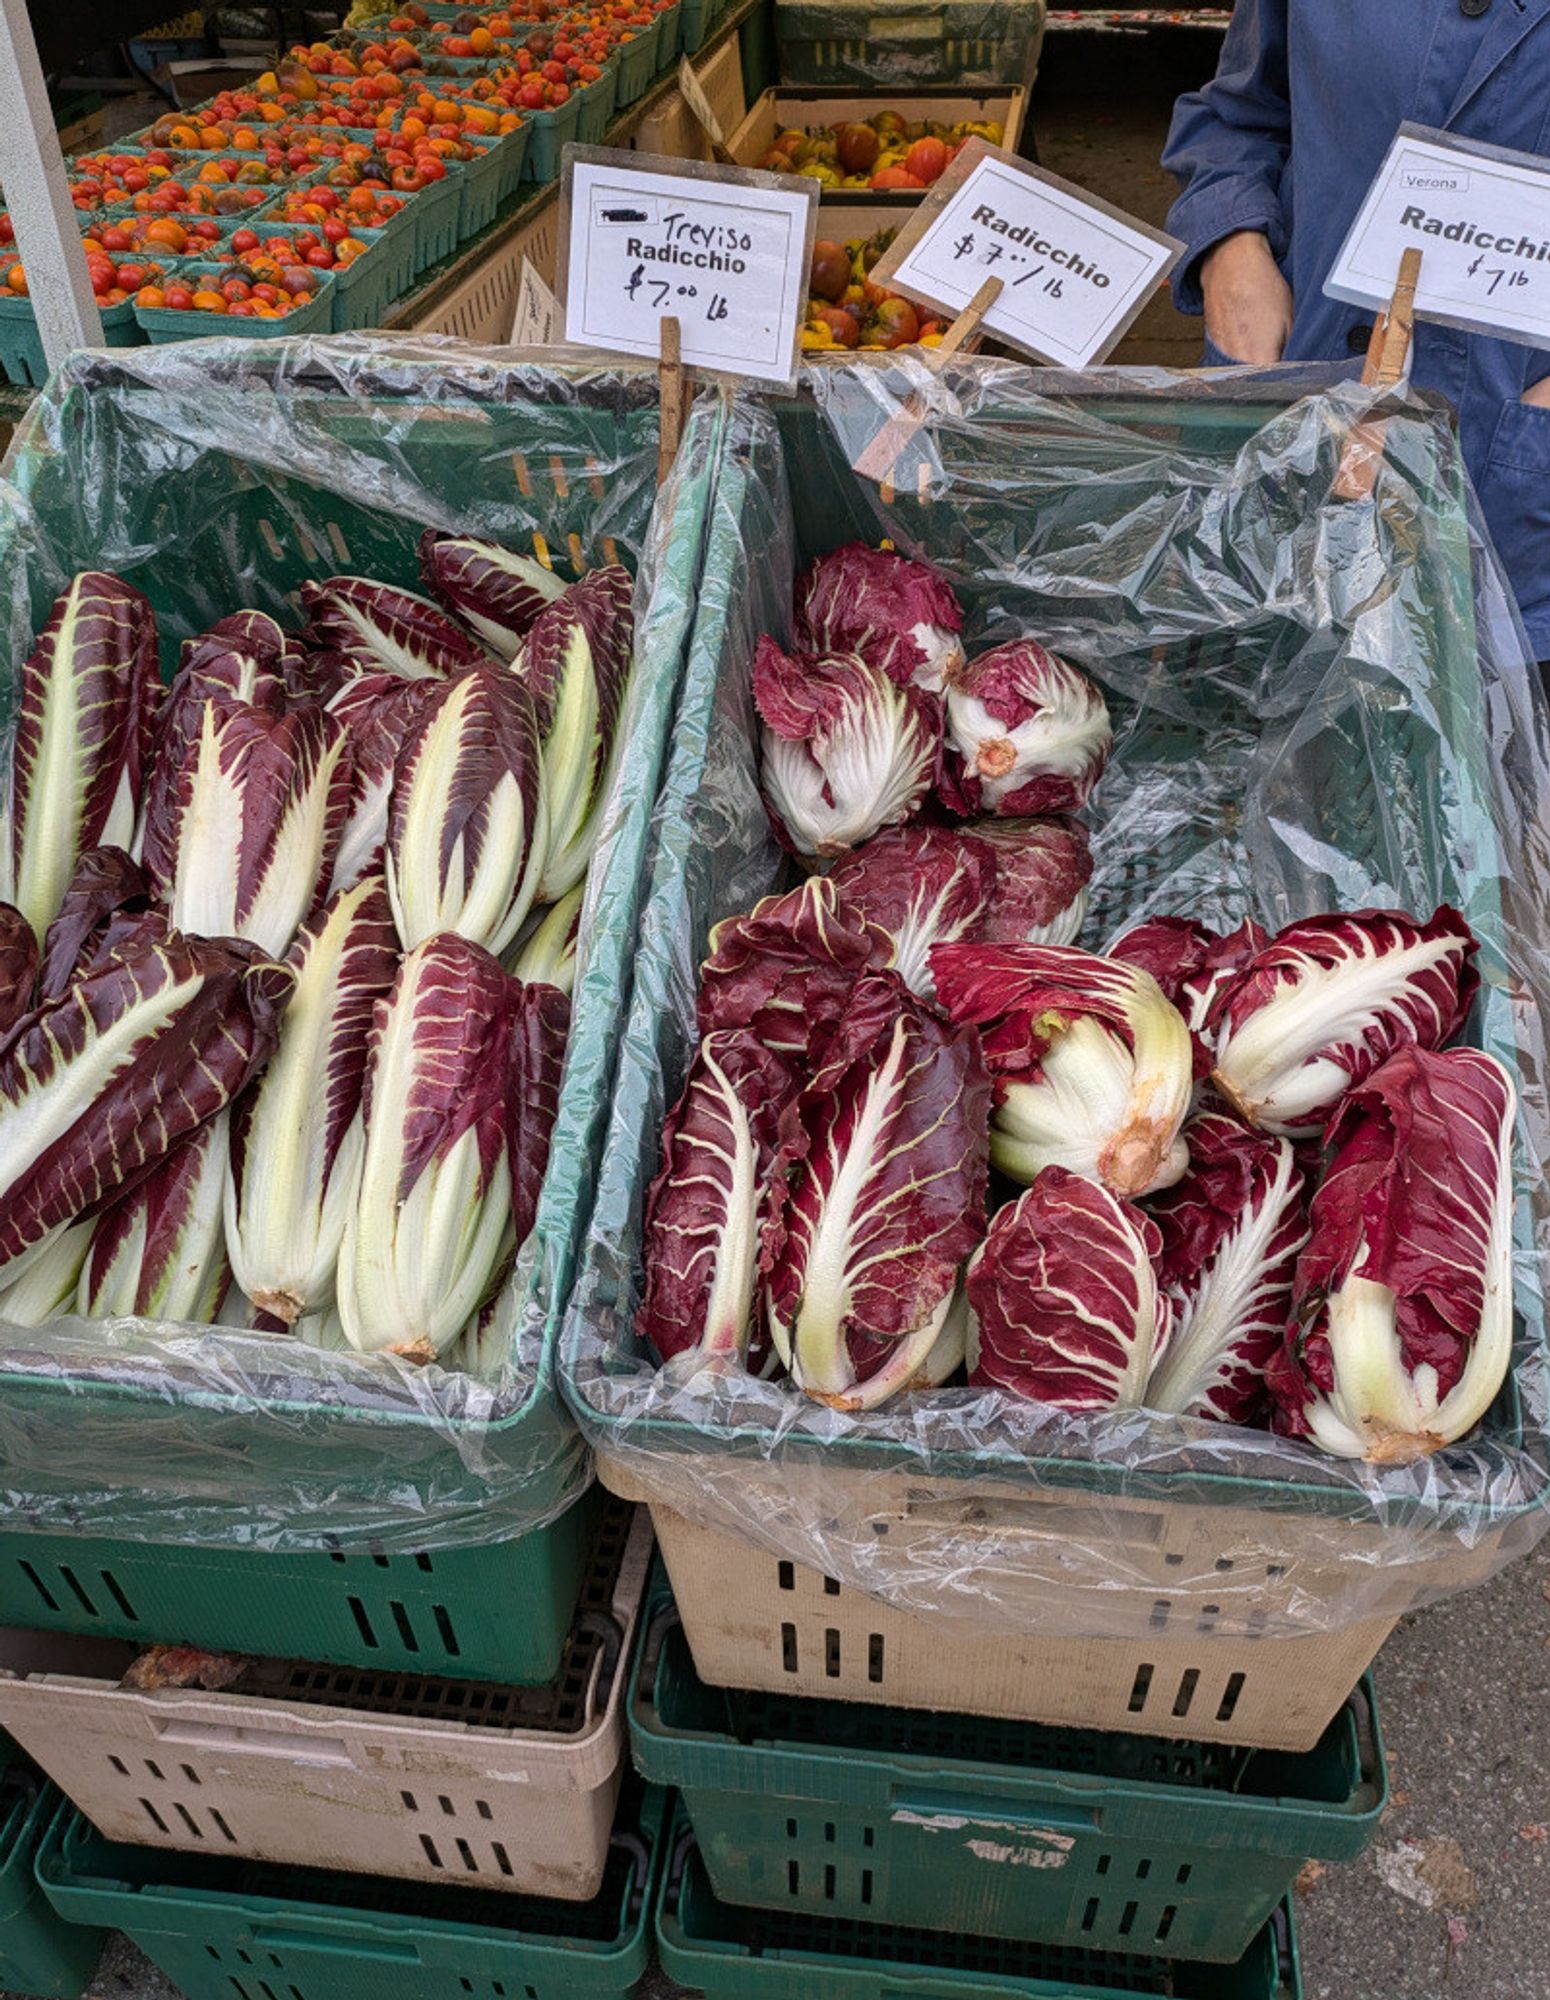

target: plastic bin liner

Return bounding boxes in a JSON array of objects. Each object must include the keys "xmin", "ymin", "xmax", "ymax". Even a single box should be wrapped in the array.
[
  {"xmin": 563, "ymin": 356, "xmax": 1550, "ymax": 1641},
  {"xmin": 0, "ymin": 335, "xmax": 721, "ymax": 1552}
]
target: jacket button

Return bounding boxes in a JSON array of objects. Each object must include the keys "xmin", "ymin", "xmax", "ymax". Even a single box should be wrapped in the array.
[{"xmin": 1460, "ymin": 0, "xmax": 1491, "ymax": 15}]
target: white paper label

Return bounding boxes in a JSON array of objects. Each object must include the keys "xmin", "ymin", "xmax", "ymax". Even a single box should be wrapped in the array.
[
  {"xmin": 1326, "ymin": 125, "xmax": 1550, "ymax": 348},
  {"xmin": 883, "ymin": 151, "xmax": 1181, "ymax": 367},
  {"xmin": 510, "ymin": 259, "xmax": 560, "ymax": 347},
  {"xmin": 564, "ymin": 156, "xmax": 815, "ymax": 383}
]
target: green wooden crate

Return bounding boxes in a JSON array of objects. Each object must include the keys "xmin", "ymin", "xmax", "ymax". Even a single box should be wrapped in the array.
[
  {"xmin": 658, "ymin": 1811, "xmax": 1303, "ymax": 2000},
  {"xmin": 35, "ymin": 1785, "xmax": 667, "ymax": 2000},
  {"xmin": 0, "ymin": 347, "xmax": 725, "ymax": 1670},
  {"xmin": 632, "ymin": 1612, "xmax": 1383, "ymax": 1963},
  {"xmin": 0, "ymin": 1757, "xmax": 106, "ymax": 2000}
]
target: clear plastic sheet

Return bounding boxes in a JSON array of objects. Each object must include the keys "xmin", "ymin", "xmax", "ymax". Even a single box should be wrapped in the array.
[
  {"xmin": 562, "ymin": 355, "xmax": 1550, "ymax": 1641},
  {"xmin": 0, "ymin": 334, "xmax": 723, "ymax": 1552},
  {"xmin": 771, "ymin": 0, "xmax": 1046, "ymax": 90}
]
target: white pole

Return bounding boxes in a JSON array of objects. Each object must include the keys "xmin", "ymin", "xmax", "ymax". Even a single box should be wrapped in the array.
[{"xmin": 0, "ymin": 0, "xmax": 103, "ymax": 369}]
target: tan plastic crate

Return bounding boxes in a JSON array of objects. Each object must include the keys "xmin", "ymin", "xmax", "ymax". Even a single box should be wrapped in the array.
[
  {"xmin": 604, "ymin": 1468, "xmax": 1394, "ymax": 1752},
  {"xmin": 0, "ymin": 1504, "xmax": 651, "ymax": 1900}
]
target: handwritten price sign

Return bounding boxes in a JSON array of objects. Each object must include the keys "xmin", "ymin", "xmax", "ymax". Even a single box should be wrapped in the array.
[
  {"xmin": 559, "ymin": 147, "xmax": 818, "ymax": 384},
  {"xmin": 1327, "ymin": 123, "xmax": 1550, "ymax": 348}
]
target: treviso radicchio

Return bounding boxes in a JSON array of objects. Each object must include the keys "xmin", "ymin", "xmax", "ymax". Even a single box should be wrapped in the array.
[
  {"xmin": 793, "ymin": 542, "xmax": 965, "ymax": 693},
  {"xmin": 941, "ymin": 640, "xmax": 1111, "ymax": 817},
  {"xmin": 696, "ymin": 877, "xmax": 890, "ymax": 1058},
  {"xmin": 638, "ymin": 1028, "xmax": 794, "ymax": 1370},
  {"xmin": 79, "ymin": 1115, "xmax": 232, "ymax": 1324},
  {"xmin": 966, "ymin": 1165, "xmax": 1169, "ymax": 1410},
  {"xmin": 1208, "ymin": 907, "xmax": 1478, "ymax": 1136},
  {"xmin": 764, "ymin": 973, "xmax": 989, "ymax": 1411},
  {"xmin": 300, "ymin": 575, "xmax": 488, "ymax": 680},
  {"xmin": 1269, "ymin": 1045, "xmax": 1516, "ymax": 1463},
  {"xmin": 419, "ymin": 529, "xmax": 566, "ymax": 663},
  {"xmin": 0, "ymin": 904, "xmax": 39, "ymax": 1041},
  {"xmin": 754, "ymin": 638, "xmax": 939, "ymax": 859},
  {"xmin": 932, "ymin": 943, "xmax": 1193, "ymax": 1198},
  {"xmin": 1145, "ymin": 1112, "xmax": 1308, "ymax": 1424}
]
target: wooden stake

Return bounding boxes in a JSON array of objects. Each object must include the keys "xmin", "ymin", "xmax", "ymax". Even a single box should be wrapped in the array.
[
  {"xmin": 1334, "ymin": 247, "xmax": 1421, "ymax": 501},
  {"xmin": 852, "ymin": 276, "xmax": 1003, "ymax": 486},
  {"xmin": 657, "ymin": 314, "xmax": 685, "ymax": 488}
]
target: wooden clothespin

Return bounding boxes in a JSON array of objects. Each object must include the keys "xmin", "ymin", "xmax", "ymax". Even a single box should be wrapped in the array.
[
  {"xmin": 657, "ymin": 314, "xmax": 685, "ymax": 488},
  {"xmin": 851, "ymin": 276, "xmax": 1003, "ymax": 488},
  {"xmin": 1333, "ymin": 246, "xmax": 1421, "ymax": 501}
]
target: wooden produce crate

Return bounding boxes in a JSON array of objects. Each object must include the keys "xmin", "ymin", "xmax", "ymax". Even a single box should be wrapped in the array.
[{"xmin": 727, "ymin": 85, "xmax": 1026, "ymax": 201}]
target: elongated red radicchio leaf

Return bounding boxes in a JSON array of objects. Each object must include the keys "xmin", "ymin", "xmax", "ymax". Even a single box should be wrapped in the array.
[
  {"xmin": 0, "ymin": 903, "xmax": 38, "ymax": 1043},
  {"xmin": 0, "ymin": 929, "xmax": 291, "ymax": 1280},
  {"xmin": 326, "ymin": 671, "xmax": 442, "ymax": 895},
  {"xmin": 37, "ymin": 847, "xmax": 150, "ymax": 1005},
  {"xmin": 1145, "ymin": 1111, "xmax": 1307, "ymax": 1424},
  {"xmin": 419, "ymin": 530, "xmax": 568, "ymax": 662},
  {"xmin": 765, "ymin": 971, "xmax": 989, "ymax": 1410},
  {"xmin": 301, "ymin": 575, "xmax": 488, "ymax": 679},
  {"xmin": 967, "ymin": 1166, "xmax": 1169, "ymax": 1409},
  {"xmin": 505, "ymin": 979, "xmax": 571, "ymax": 1253},
  {"xmin": 639, "ymin": 1027, "xmax": 796, "ymax": 1368},
  {"xmin": 1208, "ymin": 906, "xmax": 1479, "ymax": 1136},
  {"xmin": 6, "ymin": 571, "xmax": 160, "ymax": 942},
  {"xmin": 386, "ymin": 661, "xmax": 547, "ymax": 957},
  {"xmin": 1269, "ymin": 1044, "xmax": 1515, "ymax": 1462},
  {"xmin": 80, "ymin": 1115, "xmax": 232, "ymax": 1322},
  {"xmin": 696, "ymin": 876, "xmax": 891, "ymax": 1060}
]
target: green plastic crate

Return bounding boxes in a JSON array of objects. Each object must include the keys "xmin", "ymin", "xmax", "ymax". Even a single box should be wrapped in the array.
[
  {"xmin": 0, "ymin": 1483, "xmax": 602, "ymax": 1683},
  {"xmin": 0, "ymin": 1759, "xmax": 105, "ymax": 1999},
  {"xmin": 658, "ymin": 1814, "xmax": 1303, "ymax": 2000},
  {"xmin": 612, "ymin": 17, "xmax": 663, "ymax": 103},
  {"xmin": 35, "ymin": 1785, "xmax": 667, "ymax": 2000},
  {"xmin": 0, "ymin": 348, "xmax": 723, "ymax": 1661},
  {"xmin": 0, "ymin": 296, "xmax": 141, "ymax": 387},
  {"xmin": 632, "ymin": 1612, "xmax": 1383, "ymax": 1963}
]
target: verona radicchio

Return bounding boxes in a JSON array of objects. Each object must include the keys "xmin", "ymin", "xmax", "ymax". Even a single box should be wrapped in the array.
[
  {"xmin": 827, "ymin": 825, "xmax": 995, "ymax": 999},
  {"xmin": 3, "ymin": 571, "xmax": 160, "ymax": 942},
  {"xmin": 1145, "ymin": 1111, "xmax": 1308, "ymax": 1424},
  {"xmin": 932, "ymin": 942, "xmax": 1193, "ymax": 1198},
  {"xmin": 764, "ymin": 972, "xmax": 989, "ymax": 1411},
  {"xmin": 941, "ymin": 640, "xmax": 1111, "ymax": 818},
  {"xmin": 1268, "ymin": 1044, "xmax": 1516, "ymax": 1463},
  {"xmin": 793, "ymin": 541, "xmax": 965, "ymax": 693},
  {"xmin": 967, "ymin": 817, "xmax": 1093, "ymax": 948},
  {"xmin": 639, "ymin": 1027, "xmax": 795, "ymax": 1369},
  {"xmin": 754, "ymin": 638, "xmax": 939, "ymax": 859},
  {"xmin": 966, "ymin": 1165, "xmax": 1170, "ymax": 1410},
  {"xmin": 696, "ymin": 876, "xmax": 891, "ymax": 1059},
  {"xmin": 1208, "ymin": 907, "xmax": 1479, "ymax": 1136}
]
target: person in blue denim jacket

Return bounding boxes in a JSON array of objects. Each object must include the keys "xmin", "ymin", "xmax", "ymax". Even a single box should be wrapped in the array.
[{"xmin": 1162, "ymin": 0, "xmax": 1550, "ymax": 656}]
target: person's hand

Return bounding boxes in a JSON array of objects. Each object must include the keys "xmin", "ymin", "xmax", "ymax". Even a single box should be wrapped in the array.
[
  {"xmin": 1523, "ymin": 376, "xmax": 1550, "ymax": 410},
  {"xmin": 1200, "ymin": 230, "xmax": 1293, "ymax": 365}
]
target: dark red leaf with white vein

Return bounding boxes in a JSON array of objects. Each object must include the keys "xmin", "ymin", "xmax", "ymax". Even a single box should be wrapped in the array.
[
  {"xmin": 764, "ymin": 971, "xmax": 989, "ymax": 1410},
  {"xmin": 0, "ymin": 928, "xmax": 291, "ymax": 1281},
  {"xmin": 696, "ymin": 876, "xmax": 892, "ymax": 1060},
  {"xmin": 828, "ymin": 826, "xmax": 994, "ymax": 998},
  {"xmin": 385, "ymin": 661, "xmax": 546, "ymax": 956},
  {"xmin": 144, "ymin": 696, "xmax": 351, "ymax": 958},
  {"xmin": 940, "ymin": 639, "xmax": 1111, "ymax": 818},
  {"xmin": 1269, "ymin": 1044, "xmax": 1515, "ymax": 1462},
  {"xmin": 80, "ymin": 1115, "xmax": 231, "ymax": 1322},
  {"xmin": 0, "ymin": 903, "xmax": 38, "ymax": 1044},
  {"xmin": 793, "ymin": 542, "xmax": 965, "ymax": 693},
  {"xmin": 5, "ymin": 571, "xmax": 160, "ymax": 943},
  {"xmin": 505, "ymin": 979, "xmax": 571, "ymax": 1254},
  {"xmin": 931, "ymin": 942, "xmax": 1193, "ymax": 1198},
  {"xmin": 1145, "ymin": 1111, "xmax": 1308, "ymax": 1424},
  {"xmin": 337, "ymin": 935, "xmax": 522, "ymax": 1361},
  {"xmin": 639, "ymin": 1027, "xmax": 795, "ymax": 1367},
  {"xmin": 1208, "ymin": 907, "xmax": 1479, "ymax": 1136},
  {"xmin": 967, "ymin": 1165, "xmax": 1169, "ymax": 1409},
  {"xmin": 754, "ymin": 637, "xmax": 939, "ymax": 859},
  {"xmin": 300, "ymin": 575, "xmax": 488, "ymax": 679},
  {"xmin": 325, "ymin": 671, "xmax": 441, "ymax": 895},
  {"xmin": 967, "ymin": 816, "xmax": 1092, "ymax": 947},
  {"xmin": 37, "ymin": 848, "xmax": 150, "ymax": 1005},
  {"xmin": 225, "ymin": 875, "xmax": 399, "ymax": 1325},
  {"xmin": 419, "ymin": 529, "xmax": 567, "ymax": 663},
  {"xmin": 1109, "ymin": 914, "xmax": 1267, "ymax": 1074}
]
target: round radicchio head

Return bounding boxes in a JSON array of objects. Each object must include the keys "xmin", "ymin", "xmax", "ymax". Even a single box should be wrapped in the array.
[
  {"xmin": 794, "ymin": 542, "xmax": 965, "ymax": 693},
  {"xmin": 941, "ymin": 640, "xmax": 1111, "ymax": 818}
]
